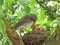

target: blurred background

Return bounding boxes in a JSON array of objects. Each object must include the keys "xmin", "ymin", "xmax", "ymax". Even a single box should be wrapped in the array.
[{"xmin": 0, "ymin": 0, "xmax": 60, "ymax": 45}]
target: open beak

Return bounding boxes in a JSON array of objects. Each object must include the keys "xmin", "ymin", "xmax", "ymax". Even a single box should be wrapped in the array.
[{"xmin": 32, "ymin": 24, "xmax": 40, "ymax": 31}]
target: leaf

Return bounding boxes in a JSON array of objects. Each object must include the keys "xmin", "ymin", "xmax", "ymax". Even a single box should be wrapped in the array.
[
  {"xmin": 39, "ymin": 8, "xmax": 46, "ymax": 21},
  {"xmin": 0, "ymin": 0, "xmax": 3, "ymax": 9},
  {"xmin": 30, "ymin": 0, "xmax": 36, "ymax": 7},
  {"xmin": 0, "ymin": 0, "xmax": 3, "ymax": 6},
  {"xmin": 24, "ymin": 6, "xmax": 30, "ymax": 14}
]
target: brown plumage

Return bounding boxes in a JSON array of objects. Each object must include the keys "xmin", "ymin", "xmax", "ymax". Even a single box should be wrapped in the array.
[{"xmin": 13, "ymin": 14, "xmax": 37, "ymax": 32}]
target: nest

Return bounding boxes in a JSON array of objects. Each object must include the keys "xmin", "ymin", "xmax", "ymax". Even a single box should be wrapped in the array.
[{"xmin": 22, "ymin": 28, "xmax": 50, "ymax": 45}]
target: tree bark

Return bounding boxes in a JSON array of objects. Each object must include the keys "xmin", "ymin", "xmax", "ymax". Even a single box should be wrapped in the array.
[{"xmin": 2, "ymin": 17, "xmax": 25, "ymax": 45}]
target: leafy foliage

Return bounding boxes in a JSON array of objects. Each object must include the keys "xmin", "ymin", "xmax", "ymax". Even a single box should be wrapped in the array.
[{"xmin": 0, "ymin": 0, "xmax": 60, "ymax": 45}]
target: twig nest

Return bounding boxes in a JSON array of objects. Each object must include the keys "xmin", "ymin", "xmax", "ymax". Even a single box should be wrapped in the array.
[{"xmin": 22, "ymin": 28, "xmax": 50, "ymax": 45}]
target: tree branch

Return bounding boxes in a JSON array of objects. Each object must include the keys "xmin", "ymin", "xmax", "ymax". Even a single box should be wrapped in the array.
[{"xmin": 2, "ymin": 17, "xmax": 25, "ymax": 45}]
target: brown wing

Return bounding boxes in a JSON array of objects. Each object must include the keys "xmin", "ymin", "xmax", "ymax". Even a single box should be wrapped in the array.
[{"xmin": 13, "ymin": 15, "xmax": 31, "ymax": 29}]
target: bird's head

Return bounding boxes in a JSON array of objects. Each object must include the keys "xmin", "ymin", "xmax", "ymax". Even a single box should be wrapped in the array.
[
  {"xmin": 29, "ymin": 14, "xmax": 37, "ymax": 23},
  {"xmin": 32, "ymin": 24, "xmax": 40, "ymax": 31}
]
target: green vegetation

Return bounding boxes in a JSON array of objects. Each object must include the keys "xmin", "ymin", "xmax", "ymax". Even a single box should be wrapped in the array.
[{"xmin": 0, "ymin": 0, "xmax": 60, "ymax": 45}]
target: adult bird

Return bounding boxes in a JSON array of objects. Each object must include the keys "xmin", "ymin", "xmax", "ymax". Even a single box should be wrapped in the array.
[{"xmin": 13, "ymin": 14, "xmax": 37, "ymax": 36}]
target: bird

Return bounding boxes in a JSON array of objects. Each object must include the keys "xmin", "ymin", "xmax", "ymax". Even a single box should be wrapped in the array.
[
  {"xmin": 13, "ymin": 14, "xmax": 37, "ymax": 36},
  {"xmin": 32, "ymin": 24, "xmax": 40, "ymax": 31}
]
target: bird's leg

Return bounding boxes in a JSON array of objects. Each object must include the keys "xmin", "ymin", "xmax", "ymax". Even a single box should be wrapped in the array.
[
  {"xmin": 19, "ymin": 28, "xmax": 25, "ymax": 38},
  {"xmin": 19, "ymin": 31, "xmax": 22, "ymax": 38}
]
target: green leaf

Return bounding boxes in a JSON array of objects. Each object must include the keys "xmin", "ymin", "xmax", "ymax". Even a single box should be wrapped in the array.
[
  {"xmin": 24, "ymin": 6, "xmax": 30, "ymax": 14},
  {"xmin": 0, "ymin": 0, "xmax": 3, "ymax": 6},
  {"xmin": 0, "ymin": 0, "xmax": 3, "ymax": 9},
  {"xmin": 39, "ymin": 8, "xmax": 46, "ymax": 21},
  {"xmin": 30, "ymin": 0, "xmax": 36, "ymax": 7}
]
